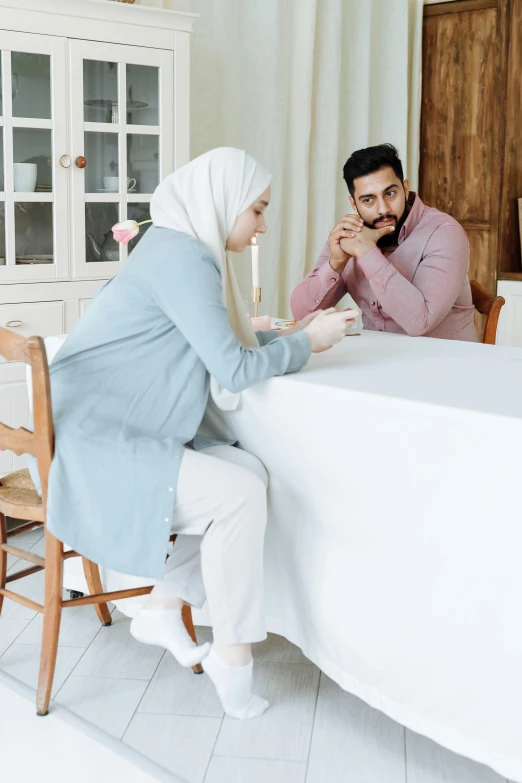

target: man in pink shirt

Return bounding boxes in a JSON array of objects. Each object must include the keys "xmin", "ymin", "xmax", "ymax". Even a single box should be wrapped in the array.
[{"xmin": 291, "ymin": 144, "xmax": 478, "ymax": 341}]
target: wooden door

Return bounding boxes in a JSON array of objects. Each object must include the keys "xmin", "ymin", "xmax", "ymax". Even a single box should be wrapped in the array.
[
  {"xmin": 419, "ymin": 0, "xmax": 507, "ymax": 294},
  {"xmin": 498, "ymin": 0, "xmax": 522, "ymax": 278}
]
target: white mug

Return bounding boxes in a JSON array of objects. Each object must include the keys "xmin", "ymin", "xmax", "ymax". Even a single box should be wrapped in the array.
[
  {"xmin": 103, "ymin": 176, "xmax": 137, "ymax": 191},
  {"xmin": 103, "ymin": 176, "xmax": 118, "ymax": 191},
  {"xmin": 14, "ymin": 162, "xmax": 37, "ymax": 192}
]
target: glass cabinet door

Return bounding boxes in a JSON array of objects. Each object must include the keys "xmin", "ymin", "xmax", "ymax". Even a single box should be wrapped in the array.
[
  {"xmin": 69, "ymin": 41, "xmax": 174, "ymax": 278},
  {"xmin": 0, "ymin": 32, "xmax": 68, "ymax": 281}
]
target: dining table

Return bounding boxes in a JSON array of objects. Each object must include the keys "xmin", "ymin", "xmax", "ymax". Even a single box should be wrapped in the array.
[
  {"xmin": 41, "ymin": 329, "xmax": 522, "ymax": 781},
  {"xmin": 198, "ymin": 329, "xmax": 522, "ymax": 781}
]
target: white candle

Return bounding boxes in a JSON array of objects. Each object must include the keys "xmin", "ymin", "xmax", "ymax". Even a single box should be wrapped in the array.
[{"xmin": 251, "ymin": 236, "xmax": 260, "ymax": 288}]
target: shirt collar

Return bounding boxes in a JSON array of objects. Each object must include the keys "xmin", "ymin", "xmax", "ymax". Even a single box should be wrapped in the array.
[{"xmin": 399, "ymin": 191, "xmax": 424, "ymax": 244}]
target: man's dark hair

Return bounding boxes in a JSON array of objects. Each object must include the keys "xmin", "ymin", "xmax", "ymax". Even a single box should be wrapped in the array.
[{"xmin": 343, "ymin": 143, "xmax": 404, "ymax": 197}]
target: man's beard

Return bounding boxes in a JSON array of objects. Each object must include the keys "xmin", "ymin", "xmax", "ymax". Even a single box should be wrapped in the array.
[{"xmin": 362, "ymin": 204, "xmax": 408, "ymax": 248}]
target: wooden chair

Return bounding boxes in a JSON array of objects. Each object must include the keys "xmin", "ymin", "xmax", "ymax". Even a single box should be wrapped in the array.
[
  {"xmin": 470, "ymin": 279, "xmax": 506, "ymax": 345},
  {"xmin": 0, "ymin": 327, "xmax": 201, "ymax": 716}
]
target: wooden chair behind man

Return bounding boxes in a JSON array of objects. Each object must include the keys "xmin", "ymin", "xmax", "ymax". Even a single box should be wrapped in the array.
[
  {"xmin": 470, "ymin": 279, "xmax": 505, "ymax": 345},
  {"xmin": 0, "ymin": 327, "xmax": 201, "ymax": 716}
]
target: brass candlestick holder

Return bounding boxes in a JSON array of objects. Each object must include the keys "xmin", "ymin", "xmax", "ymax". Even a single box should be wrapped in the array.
[{"xmin": 252, "ymin": 287, "xmax": 262, "ymax": 318}]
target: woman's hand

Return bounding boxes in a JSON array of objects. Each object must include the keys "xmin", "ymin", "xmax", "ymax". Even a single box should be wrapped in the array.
[
  {"xmin": 303, "ymin": 308, "xmax": 360, "ymax": 353},
  {"xmin": 281, "ymin": 311, "xmax": 322, "ymax": 336}
]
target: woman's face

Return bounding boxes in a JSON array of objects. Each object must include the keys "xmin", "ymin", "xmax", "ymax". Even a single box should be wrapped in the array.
[{"xmin": 226, "ymin": 186, "xmax": 270, "ymax": 252}]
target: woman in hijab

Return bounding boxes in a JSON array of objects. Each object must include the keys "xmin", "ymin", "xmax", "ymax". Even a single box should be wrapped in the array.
[{"xmin": 44, "ymin": 148, "xmax": 357, "ymax": 719}]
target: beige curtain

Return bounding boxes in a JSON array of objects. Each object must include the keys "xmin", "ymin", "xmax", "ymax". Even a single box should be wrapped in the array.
[{"xmin": 152, "ymin": 0, "xmax": 423, "ymax": 317}]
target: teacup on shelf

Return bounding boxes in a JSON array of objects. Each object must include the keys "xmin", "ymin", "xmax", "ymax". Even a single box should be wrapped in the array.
[
  {"xmin": 14, "ymin": 162, "xmax": 37, "ymax": 192},
  {"xmin": 102, "ymin": 176, "xmax": 137, "ymax": 191}
]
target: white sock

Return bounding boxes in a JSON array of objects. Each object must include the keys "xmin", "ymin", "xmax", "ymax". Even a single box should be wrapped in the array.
[
  {"xmin": 202, "ymin": 647, "xmax": 269, "ymax": 719},
  {"xmin": 130, "ymin": 608, "xmax": 211, "ymax": 668}
]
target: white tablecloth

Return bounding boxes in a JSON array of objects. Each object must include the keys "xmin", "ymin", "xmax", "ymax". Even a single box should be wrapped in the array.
[
  {"xmin": 41, "ymin": 331, "xmax": 522, "ymax": 780},
  {"xmin": 201, "ymin": 331, "xmax": 522, "ymax": 781}
]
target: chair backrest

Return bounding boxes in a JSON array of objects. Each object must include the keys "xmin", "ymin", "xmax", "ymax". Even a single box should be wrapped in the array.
[
  {"xmin": 0, "ymin": 328, "xmax": 54, "ymax": 506},
  {"xmin": 470, "ymin": 280, "xmax": 506, "ymax": 345}
]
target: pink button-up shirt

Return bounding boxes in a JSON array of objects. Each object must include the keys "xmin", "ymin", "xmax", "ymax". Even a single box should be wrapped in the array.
[{"xmin": 291, "ymin": 193, "xmax": 479, "ymax": 342}]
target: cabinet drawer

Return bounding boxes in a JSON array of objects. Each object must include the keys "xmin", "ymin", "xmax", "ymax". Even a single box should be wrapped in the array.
[
  {"xmin": 0, "ymin": 301, "xmax": 65, "ymax": 340},
  {"xmin": 79, "ymin": 298, "xmax": 93, "ymax": 317}
]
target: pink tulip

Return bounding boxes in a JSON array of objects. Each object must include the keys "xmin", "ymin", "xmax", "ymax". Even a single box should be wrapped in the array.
[
  {"xmin": 112, "ymin": 220, "xmax": 140, "ymax": 244},
  {"xmin": 112, "ymin": 218, "xmax": 153, "ymax": 245}
]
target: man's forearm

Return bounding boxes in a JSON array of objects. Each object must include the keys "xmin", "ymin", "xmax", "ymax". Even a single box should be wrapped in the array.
[
  {"xmin": 290, "ymin": 246, "xmax": 347, "ymax": 320},
  {"xmin": 357, "ymin": 245, "xmax": 466, "ymax": 337}
]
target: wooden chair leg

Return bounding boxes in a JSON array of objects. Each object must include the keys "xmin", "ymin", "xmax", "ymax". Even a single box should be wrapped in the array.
[
  {"xmin": 182, "ymin": 604, "xmax": 203, "ymax": 674},
  {"xmin": 0, "ymin": 513, "xmax": 7, "ymax": 616},
  {"xmin": 36, "ymin": 530, "xmax": 63, "ymax": 716},
  {"xmin": 82, "ymin": 557, "xmax": 112, "ymax": 626}
]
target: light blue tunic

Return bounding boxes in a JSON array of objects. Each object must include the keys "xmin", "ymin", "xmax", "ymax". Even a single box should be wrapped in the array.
[{"xmin": 42, "ymin": 228, "xmax": 311, "ymax": 578}]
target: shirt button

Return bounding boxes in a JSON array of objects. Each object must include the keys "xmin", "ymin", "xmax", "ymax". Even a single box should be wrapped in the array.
[
  {"xmin": 371, "ymin": 301, "xmax": 376, "ymax": 307},
  {"xmin": 164, "ymin": 517, "xmax": 169, "ymax": 522},
  {"xmin": 315, "ymin": 299, "xmax": 319, "ymax": 304},
  {"xmin": 331, "ymin": 278, "xmax": 336, "ymax": 282},
  {"xmin": 168, "ymin": 487, "xmax": 173, "ymax": 492}
]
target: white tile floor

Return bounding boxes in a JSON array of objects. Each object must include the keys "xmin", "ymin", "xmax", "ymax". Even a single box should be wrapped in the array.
[
  {"xmin": 0, "ymin": 526, "xmax": 514, "ymax": 783},
  {"xmin": 0, "ymin": 678, "xmax": 175, "ymax": 783}
]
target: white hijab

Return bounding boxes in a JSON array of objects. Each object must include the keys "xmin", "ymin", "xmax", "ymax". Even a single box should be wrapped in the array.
[{"xmin": 150, "ymin": 147, "xmax": 272, "ymax": 356}]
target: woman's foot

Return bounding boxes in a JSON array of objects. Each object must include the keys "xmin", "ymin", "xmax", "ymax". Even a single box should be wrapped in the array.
[
  {"xmin": 203, "ymin": 647, "xmax": 269, "ymax": 719},
  {"xmin": 130, "ymin": 608, "xmax": 211, "ymax": 667}
]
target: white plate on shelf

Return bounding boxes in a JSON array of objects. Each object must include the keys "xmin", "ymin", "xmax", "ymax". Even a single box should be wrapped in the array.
[
  {"xmin": 96, "ymin": 188, "xmax": 137, "ymax": 193},
  {"xmin": 16, "ymin": 255, "xmax": 54, "ymax": 264}
]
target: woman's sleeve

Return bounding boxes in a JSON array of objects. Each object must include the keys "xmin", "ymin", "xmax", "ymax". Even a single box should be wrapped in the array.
[{"xmin": 150, "ymin": 245, "xmax": 311, "ymax": 393}]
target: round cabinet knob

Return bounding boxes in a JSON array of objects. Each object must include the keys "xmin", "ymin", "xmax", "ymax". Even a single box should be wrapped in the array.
[
  {"xmin": 59, "ymin": 154, "xmax": 71, "ymax": 168},
  {"xmin": 75, "ymin": 156, "xmax": 87, "ymax": 169},
  {"xmin": 6, "ymin": 320, "xmax": 23, "ymax": 328}
]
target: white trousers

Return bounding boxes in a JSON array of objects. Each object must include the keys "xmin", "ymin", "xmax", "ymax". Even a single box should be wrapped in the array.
[{"xmin": 152, "ymin": 445, "xmax": 269, "ymax": 645}]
